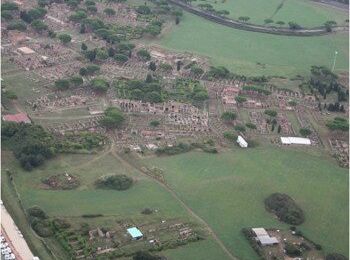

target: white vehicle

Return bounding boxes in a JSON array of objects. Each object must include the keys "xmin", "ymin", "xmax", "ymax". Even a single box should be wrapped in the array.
[
  {"xmin": 1, "ymin": 242, "xmax": 9, "ymax": 248},
  {"xmin": 2, "ymin": 249, "xmax": 11, "ymax": 255}
]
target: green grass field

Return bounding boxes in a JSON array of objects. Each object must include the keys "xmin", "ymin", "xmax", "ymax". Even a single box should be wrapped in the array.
[
  {"xmin": 1, "ymin": 150, "xmax": 232, "ymax": 260},
  {"xmin": 145, "ymin": 146, "xmax": 349, "ymax": 260},
  {"xmin": 194, "ymin": 0, "xmax": 348, "ymax": 27},
  {"xmin": 156, "ymin": 13, "xmax": 349, "ymax": 76}
]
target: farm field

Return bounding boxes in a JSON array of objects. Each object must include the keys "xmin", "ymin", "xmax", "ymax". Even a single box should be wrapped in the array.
[
  {"xmin": 193, "ymin": 0, "xmax": 348, "ymax": 27},
  {"xmin": 156, "ymin": 13, "xmax": 349, "ymax": 76},
  {"xmin": 145, "ymin": 147, "xmax": 349, "ymax": 260}
]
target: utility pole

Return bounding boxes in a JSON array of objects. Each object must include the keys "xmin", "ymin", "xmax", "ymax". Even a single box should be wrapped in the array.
[{"xmin": 331, "ymin": 50, "xmax": 338, "ymax": 72}]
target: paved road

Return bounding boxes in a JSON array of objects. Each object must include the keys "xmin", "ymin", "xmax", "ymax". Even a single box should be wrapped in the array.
[{"xmin": 1, "ymin": 205, "xmax": 35, "ymax": 260}]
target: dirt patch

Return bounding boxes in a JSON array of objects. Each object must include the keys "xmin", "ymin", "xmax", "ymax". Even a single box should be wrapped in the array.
[{"xmin": 41, "ymin": 173, "xmax": 80, "ymax": 190}]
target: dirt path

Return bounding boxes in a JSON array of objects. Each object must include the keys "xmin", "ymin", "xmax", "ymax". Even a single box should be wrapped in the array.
[{"xmin": 110, "ymin": 148, "xmax": 238, "ymax": 260}]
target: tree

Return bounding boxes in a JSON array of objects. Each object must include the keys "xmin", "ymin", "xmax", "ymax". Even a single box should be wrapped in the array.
[
  {"xmin": 276, "ymin": 21, "xmax": 285, "ymax": 26},
  {"xmin": 175, "ymin": 16, "xmax": 180, "ymax": 25},
  {"xmin": 149, "ymin": 120, "xmax": 160, "ymax": 127},
  {"xmin": 238, "ymin": 16, "xmax": 250, "ymax": 23},
  {"xmin": 104, "ymin": 8, "xmax": 116, "ymax": 16},
  {"xmin": 100, "ymin": 107, "xmax": 125, "ymax": 129},
  {"xmin": 288, "ymin": 22, "xmax": 302, "ymax": 30},
  {"xmin": 133, "ymin": 251, "xmax": 161, "ymax": 260},
  {"xmin": 137, "ymin": 49, "xmax": 151, "ymax": 61},
  {"xmin": 85, "ymin": 0, "xmax": 96, "ymax": 6},
  {"xmin": 136, "ymin": 5, "xmax": 151, "ymax": 15},
  {"xmin": 31, "ymin": 20, "xmax": 48, "ymax": 33},
  {"xmin": 37, "ymin": 0, "xmax": 50, "ymax": 7},
  {"xmin": 85, "ymin": 49, "xmax": 97, "ymax": 62},
  {"xmin": 114, "ymin": 54, "xmax": 128, "ymax": 64},
  {"xmin": 58, "ymin": 34, "xmax": 72, "ymax": 44},
  {"xmin": 234, "ymin": 125, "xmax": 246, "ymax": 132},
  {"xmin": 326, "ymin": 253, "xmax": 348, "ymax": 260},
  {"xmin": 221, "ymin": 111, "xmax": 237, "ymax": 122},
  {"xmin": 149, "ymin": 61, "xmax": 157, "ymax": 71},
  {"xmin": 246, "ymin": 123, "xmax": 257, "ymax": 129},
  {"xmin": 1, "ymin": 10, "xmax": 13, "ymax": 21},
  {"xmin": 324, "ymin": 20, "xmax": 337, "ymax": 32},
  {"xmin": 86, "ymin": 65, "xmax": 100, "ymax": 75},
  {"xmin": 81, "ymin": 43, "xmax": 88, "ymax": 51},
  {"xmin": 264, "ymin": 18, "xmax": 274, "ymax": 24},
  {"xmin": 299, "ymin": 128, "xmax": 312, "ymax": 137},
  {"xmin": 2, "ymin": 2, "xmax": 19, "ymax": 11},
  {"xmin": 70, "ymin": 76, "xmax": 83, "ymax": 87},
  {"xmin": 96, "ymin": 48, "xmax": 108, "ymax": 60},
  {"xmin": 264, "ymin": 109, "xmax": 277, "ymax": 117},
  {"xmin": 90, "ymin": 78, "xmax": 109, "ymax": 93},
  {"xmin": 277, "ymin": 125, "xmax": 282, "ymax": 133},
  {"xmin": 7, "ymin": 21, "xmax": 27, "ymax": 31},
  {"xmin": 54, "ymin": 79, "xmax": 70, "ymax": 90},
  {"xmin": 190, "ymin": 65, "xmax": 204, "ymax": 76},
  {"xmin": 87, "ymin": 5, "xmax": 98, "ymax": 14}
]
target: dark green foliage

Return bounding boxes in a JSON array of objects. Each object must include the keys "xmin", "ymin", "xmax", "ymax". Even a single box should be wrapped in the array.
[
  {"xmin": 81, "ymin": 214, "xmax": 103, "ymax": 218},
  {"xmin": 100, "ymin": 107, "xmax": 125, "ymax": 129},
  {"xmin": 190, "ymin": 65, "xmax": 204, "ymax": 76},
  {"xmin": 31, "ymin": 20, "xmax": 48, "ymax": 32},
  {"xmin": 172, "ymin": 78, "xmax": 208, "ymax": 103},
  {"xmin": 288, "ymin": 21, "xmax": 302, "ymax": 30},
  {"xmin": 2, "ymin": 2, "xmax": 19, "ymax": 11},
  {"xmin": 207, "ymin": 66, "xmax": 230, "ymax": 79},
  {"xmin": 70, "ymin": 76, "xmax": 84, "ymax": 87},
  {"xmin": 243, "ymin": 85, "xmax": 271, "ymax": 95},
  {"xmin": 223, "ymin": 131, "xmax": 237, "ymax": 142},
  {"xmin": 284, "ymin": 242, "xmax": 302, "ymax": 257},
  {"xmin": 141, "ymin": 208, "xmax": 153, "ymax": 215},
  {"xmin": 137, "ymin": 49, "xmax": 151, "ymax": 61},
  {"xmin": 299, "ymin": 128, "xmax": 312, "ymax": 137},
  {"xmin": 156, "ymin": 143, "xmax": 192, "ymax": 156},
  {"xmin": 70, "ymin": 10, "xmax": 87, "ymax": 22},
  {"xmin": 2, "ymin": 122, "xmax": 56, "ymax": 170},
  {"xmin": 149, "ymin": 120, "xmax": 160, "ymax": 127},
  {"xmin": 114, "ymin": 53, "xmax": 128, "ymax": 63},
  {"xmin": 235, "ymin": 95, "xmax": 247, "ymax": 103},
  {"xmin": 326, "ymin": 117, "xmax": 349, "ymax": 131},
  {"xmin": 58, "ymin": 34, "xmax": 72, "ymax": 44},
  {"xmin": 149, "ymin": 61, "xmax": 157, "ymax": 71},
  {"xmin": 90, "ymin": 78, "xmax": 109, "ymax": 93},
  {"xmin": 95, "ymin": 174, "xmax": 133, "ymax": 190},
  {"xmin": 31, "ymin": 219, "xmax": 53, "ymax": 237},
  {"xmin": 27, "ymin": 206, "xmax": 48, "ymax": 219},
  {"xmin": 85, "ymin": 49, "xmax": 98, "ymax": 62},
  {"xmin": 136, "ymin": 5, "xmax": 151, "ymax": 15},
  {"xmin": 52, "ymin": 218, "xmax": 71, "ymax": 230},
  {"xmin": 264, "ymin": 109, "xmax": 277, "ymax": 117},
  {"xmin": 221, "ymin": 111, "xmax": 237, "ymax": 122},
  {"xmin": 246, "ymin": 123, "xmax": 257, "ymax": 129},
  {"xmin": 133, "ymin": 251, "xmax": 161, "ymax": 260},
  {"xmin": 326, "ymin": 253, "xmax": 348, "ymax": 260},
  {"xmin": 1, "ymin": 10, "xmax": 13, "ymax": 20},
  {"xmin": 265, "ymin": 193, "xmax": 305, "ymax": 225},
  {"xmin": 234, "ymin": 125, "xmax": 246, "ymax": 132},
  {"xmin": 54, "ymin": 79, "xmax": 70, "ymax": 90},
  {"xmin": 80, "ymin": 64, "xmax": 100, "ymax": 76},
  {"xmin": 104, "ymin": 8, "xmax": 116, "ymax": 16},
  {"xmin": 7, "ymin": 21, "xmax": 27, "ymax": 31}
]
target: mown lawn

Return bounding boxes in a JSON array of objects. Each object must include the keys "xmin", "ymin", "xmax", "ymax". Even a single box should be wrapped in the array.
[
  {"xmin": 157, "ymin": 13, "xmax": 349, "ymax": 76},
  {"xmin": 193, "ymin": 0, "xmax": 348, "ymax": 27},
  {"xmin": 145, "ymin": 146, "xmax": 349, "ymax": 260}
]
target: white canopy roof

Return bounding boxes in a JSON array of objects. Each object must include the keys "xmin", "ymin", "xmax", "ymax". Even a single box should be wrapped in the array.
[{"xmin": 280, "ymin": 137, "xmax": 311, "ymax": 145}]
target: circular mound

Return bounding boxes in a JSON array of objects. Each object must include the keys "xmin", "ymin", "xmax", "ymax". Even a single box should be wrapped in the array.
[{"xmin": 42, "ymin": 173, "xmax": 80, "ymax": 190}]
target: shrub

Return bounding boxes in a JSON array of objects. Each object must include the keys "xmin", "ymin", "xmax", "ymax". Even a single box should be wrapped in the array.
[
  {"xmin": 246, "ymin": 123, "xmax": 257, "ymax": 129},
  {"xmin": 137, "ymin": 49, "xmax": 151, "ymax": 61},
  {"xmin": 221, "ymin": 111, "xmax": 237, "ymax": 122},
  {"xmin": 32, "ymin": 220, "xmax": 53, "ymax": 237},
  {"xmin": 133, "ymin": 251, "xmax": 161, "ymax": 260},
  {"xmin": 265, "ymin": 193, "xmax": 304, "ymax": 225},
  {"xmin": 27, "ymin": 206, "xmax": 48, "ymax": 219},
  {"xmin": 326, "ymin": 117, "xmax": 349, "ymax": 131},
  {"xmin": 284, "ymin": 242, "xmax": 301, "ymax": 257},
  {"xmin": 90, "ymin": 78, "xmax": 109, "ymax": 93},
  {"xmin": 95, "ymin": 174, "xmax": 133, "ymax": 190},
  {"xmin": 299, "ymin": 128, "xmax": 312, "ymax": 137},
  {"xmin": 54, "ymin": 79, "xmax": 70, "ymax": 90},
  {"xmin": 264, "ymin": 109, "xmax": 277, "ymax": 117},
  {"xmin": 141, "ymin": 208, "xmax": 153, "ymax": 215},
  {"xmin": 99, "ymin": 107, "xmax": 125, "ymax": 129},
  {"xmin": 114, "ymin": 54, "xmax": 128, "ymax": 63},
  {"xmin": 149, "ymin": 120, "xmax": 160, "ymax": 127},
  {"xmin": 234, "ymin": 125, "xmax": 246, "ymax": 132},
  {"xmin": 58, "ymin": 34, "xmax": 72, "ymax": 44},
  {"xmin": 223, "ymin": 131, "xmax": 237, "ymax": 141},
  {"xmin": 7, "ymin": 21, "xmax": 27, "ymax": 31}
]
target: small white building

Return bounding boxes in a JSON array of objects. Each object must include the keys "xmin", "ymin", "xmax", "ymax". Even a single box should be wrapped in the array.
[
  {"xmin": 146, "ymin": 144, "xmax": 158, "ymax": 150},
  {"xmin": 252, "ymin": 227, "xmax": 279, "ymax": 246},
  {"xmin": 237, "ymin": 135, "xmax": 248, "ymax": 148},
  {"xmin": 280, "ymin": 137, "xmax": 311, "ymax": 145}
]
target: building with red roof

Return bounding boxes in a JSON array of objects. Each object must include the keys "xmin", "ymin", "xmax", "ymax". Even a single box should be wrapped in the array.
[{"xmin": 3, "ymin": 113, "xmax": 31, "ymax": 124}]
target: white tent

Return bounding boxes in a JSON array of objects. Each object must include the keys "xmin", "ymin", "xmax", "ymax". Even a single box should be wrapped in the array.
[
  {"xmin": 280, "ymin": 137, "xmax": 311, "ymax": 145},
  {"xmin": 237, "ymin": 135, "xmax": 248, "ymax": 148}
]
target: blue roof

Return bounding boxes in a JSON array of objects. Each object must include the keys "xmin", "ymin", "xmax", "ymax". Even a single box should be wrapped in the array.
[{"xmin": 127, "ymin": 227, "xmax": 143, "ymax": 238}]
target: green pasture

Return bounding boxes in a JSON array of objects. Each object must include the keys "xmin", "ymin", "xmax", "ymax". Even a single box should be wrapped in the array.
[
  {"xmin": 157, "ymin": 13, "xmax": 349, "ymax": 76},
  {"xmin": 145, "ymin": 146, "xmax": 349, "ymax": 260},
  {"xmin": 194, "ymin": 0, "xmax": 348, "ymax": 27}
]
